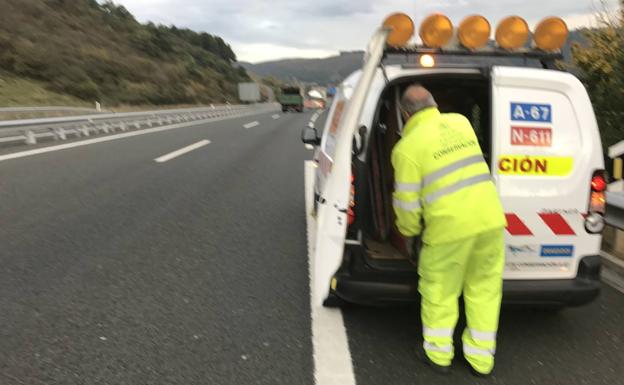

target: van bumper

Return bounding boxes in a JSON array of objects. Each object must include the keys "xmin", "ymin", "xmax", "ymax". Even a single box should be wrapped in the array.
[{"xmin": 331, "ymin": 255, "xmax": 601, "ymax": 307}]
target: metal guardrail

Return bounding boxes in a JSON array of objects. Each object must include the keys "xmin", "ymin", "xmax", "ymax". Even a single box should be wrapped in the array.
[
  {"xmin": 0, "ymin": 106, "xmax": 101, "ymax": 114},
  {"xmin": 606, "ymin": 191, "xmax": 624, "ymax": 231},
  {"xmin": 0, "ymin": 104, "xmax": 278, "ymax": 145}
]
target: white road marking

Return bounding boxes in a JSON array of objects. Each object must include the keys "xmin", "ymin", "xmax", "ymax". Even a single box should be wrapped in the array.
[
  {"xmin": 243, "ymin": 121, "xmax": 260, "ymax": 129},
  {"xmin": 272, "ymin": 114, "xmax": 280, "ymax": 119},
  {"xmin": 0, "ymin": 112, "xmax": 268, "ymax": 163},
  {"xmin": 305, "ymin": 161, "xmax": 356, "ymax": 385},
  {"xmin": 154, "ymin": 139, "xmax": 211, "ymax": 163},
  {"xmin": 305, "ymin": 144, "xmax": 314, "ymax": 150},
  {"xmin": 310, "ymin": 112, "xmax": 320, "ymax": 123}
]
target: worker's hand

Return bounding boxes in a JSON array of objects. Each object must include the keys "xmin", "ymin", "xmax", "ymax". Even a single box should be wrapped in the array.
[{"xmin": 406, "ymin": 236, "xmax": 422, "ymax": 260}]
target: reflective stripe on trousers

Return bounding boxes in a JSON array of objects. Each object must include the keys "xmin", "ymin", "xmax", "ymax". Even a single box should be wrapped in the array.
[
  {"xmin": 464, "ymin": 344, "xmax": 496, "ymax": 356},
  {"xmin": 469, "ymin": 328, "xmax": 497, "ymax": 341},
  {"xmin": 423, "ymin": 341, "xmax": 452, "ymax": 353},
  {"xmin": 423, "ymin": 326, "xmax": 453, "ymax": 338}
]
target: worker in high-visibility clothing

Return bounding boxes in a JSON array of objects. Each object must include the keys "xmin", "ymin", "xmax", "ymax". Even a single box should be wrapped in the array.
[{"xmin": 391, "ymin": 85, "xmax": 506, "ymax": 377}]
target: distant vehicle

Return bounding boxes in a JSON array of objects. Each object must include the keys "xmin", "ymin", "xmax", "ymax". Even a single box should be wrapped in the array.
[
  {"xmin": 306, "ymin": 89, "xmax": 327, "ymax": 109},
  {"xmin": 279, "ymin": 86, "xmax": 304, "ymax": 112},
  {"xmin": 238, "ymin": 82, "xmax": 261, "ymax": 103},
  {"xmin": 303, "ymin": 13, "xmax": 605, "ymax": 309}
]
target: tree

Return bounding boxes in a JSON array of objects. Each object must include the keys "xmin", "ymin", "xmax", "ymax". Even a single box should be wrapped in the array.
[{"xmin": 572, "ymin": 0, "xmax": 624, "ymax": 150}]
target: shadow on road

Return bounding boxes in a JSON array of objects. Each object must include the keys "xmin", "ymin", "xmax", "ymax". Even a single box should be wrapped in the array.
[{"xmin": 342, "ymin": 284, "xmax": 624, "ymax": 385}]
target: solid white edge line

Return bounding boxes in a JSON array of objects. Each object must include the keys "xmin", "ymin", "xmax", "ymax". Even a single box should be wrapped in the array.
[
  {"xmin": 0, "ymin": 109, "xmax": 274, "ymax": 163},
  {"xmin": 305, "ymin": 161, "xmax": 356, "ymax": 385},
  {"xmin": 243, "ymin": 121, "xmax": 260, "ymax": 129},
  {"xmin": 154, "ymin": 139, "xmax": 211, "ymax": 163}
]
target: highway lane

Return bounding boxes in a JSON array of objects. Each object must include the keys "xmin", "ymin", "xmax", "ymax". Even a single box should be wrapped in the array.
[
  {"xmin": 0, "ymin": 109, "xmax": 317, "ymax": 385},
  {"xmin": 2, "ymin": 105, "xmax": 624, "ymax": 385}
]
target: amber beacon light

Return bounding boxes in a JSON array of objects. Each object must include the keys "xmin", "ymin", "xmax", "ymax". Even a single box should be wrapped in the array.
[
  {"xmin": 419, "ymin": 14, "xmax": 454, "ymax": 48},
  {"xmin": 534, "ymin": 16, "xmax": 569, "ymax": 51},
  {"xmin": 458, "ymin": 15, "xmax": 491, "ymax": 49},
  {"xmin": 383, "ymin": 13, "xmax": 415, "ymax": 47},
  {"xmin": 495, "ymin": 16, "xmax": 529, "ymax": 49}
]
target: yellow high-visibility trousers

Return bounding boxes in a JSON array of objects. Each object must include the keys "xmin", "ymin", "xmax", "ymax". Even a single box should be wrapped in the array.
[{"xmin": 418, "ymin": 228, "xmax": 504, "ymax": 374}]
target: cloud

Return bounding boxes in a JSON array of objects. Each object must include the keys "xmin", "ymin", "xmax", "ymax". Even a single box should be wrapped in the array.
[{"xmin": 114, "ymin": 0, "xmax": 619, "ymax": 62}]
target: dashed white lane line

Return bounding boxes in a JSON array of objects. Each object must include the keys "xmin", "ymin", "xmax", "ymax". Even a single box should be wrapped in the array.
[
  {"xmin": 243, "ymin": 121, "xmax": 260, "ymax": 129},
  {"xmin": 305, "ymin": 161, "xmax": 356, "ymax": 385},
  {"xmin": 272, "ymin": 114, "xmax": 280, "ymax": 119},
  {"xmin": 154, "ymin": 139, "xmax": 211, "ymax": 163}
]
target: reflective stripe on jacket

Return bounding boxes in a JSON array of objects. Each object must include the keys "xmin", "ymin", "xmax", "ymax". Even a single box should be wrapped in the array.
[{"xmin": 391, "ymin": 107, "xmax": 506, "ymax": 245}]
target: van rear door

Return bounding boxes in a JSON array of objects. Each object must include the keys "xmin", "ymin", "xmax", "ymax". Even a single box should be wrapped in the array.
[{"xmin": 491, "ymin": 66, "xmax": 603, "ymax": 280}]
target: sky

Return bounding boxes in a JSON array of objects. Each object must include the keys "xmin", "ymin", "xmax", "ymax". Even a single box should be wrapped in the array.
[{"xmin": 113, "ymin": 0, "xmax": 620, "ymax": 63}]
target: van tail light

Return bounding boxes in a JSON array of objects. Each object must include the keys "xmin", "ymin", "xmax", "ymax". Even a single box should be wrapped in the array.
[
  {"xmin": 586, "ymin": 170, "xmax": 606, "ymax": 233},
  {"xmin": 348, "ymin": 172, "xmax": 356, "ymax": 225}
]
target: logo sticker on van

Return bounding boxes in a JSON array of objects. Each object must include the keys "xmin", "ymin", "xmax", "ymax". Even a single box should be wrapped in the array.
[
  {"xmin": 506, "ymin": 244, "xmax": 539, "ymax": 258},
  {"xmin": 540, "ymin": 245, "xmax": 574, "ymax": 257},
  {"xmin": 498, "ymin": 155, "xmax": 573, "ymax": 176},
  {"xmin": 510, "ymin": 102, "xmax": 552, "ymax": 123},
  {"xmin": 511, "ymin": 126, "xmax": 552, "ymax": 147}
]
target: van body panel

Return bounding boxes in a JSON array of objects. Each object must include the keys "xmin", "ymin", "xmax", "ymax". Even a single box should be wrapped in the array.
[{"xmin": 491, "ymin": 67, "xmax": 604, "ymax": 280}]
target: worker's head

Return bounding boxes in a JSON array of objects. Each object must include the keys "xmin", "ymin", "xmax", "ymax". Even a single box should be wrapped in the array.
[{"xmin": 400, "ymin": 84, "xmax": 437, "ymax": 121}]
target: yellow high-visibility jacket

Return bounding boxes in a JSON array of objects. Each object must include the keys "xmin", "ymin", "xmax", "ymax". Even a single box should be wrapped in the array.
[{"xmin": 391, "ymin": 107, "xmax": 506, "ymax": 245}]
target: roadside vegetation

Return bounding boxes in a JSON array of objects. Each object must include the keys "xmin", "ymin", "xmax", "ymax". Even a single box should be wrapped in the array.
[
  {"xmin": 0, "ymin": 0, "xmax": 249, "ymax": 107},
  {"xmin": 572, "ymin": 0, "xmax": 624, "ymax": 150}
]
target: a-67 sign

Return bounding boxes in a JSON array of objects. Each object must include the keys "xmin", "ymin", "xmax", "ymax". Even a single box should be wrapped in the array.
[
  {"xmin": 511, "ymin": 126, "xmax": 552, "ymax": 147},
  {"xmin": 510, "ymin": 102, "xmax": 552, "ymax": 123}
]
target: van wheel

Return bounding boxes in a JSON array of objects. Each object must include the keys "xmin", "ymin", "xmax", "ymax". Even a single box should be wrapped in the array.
[{"xmin": 323, "ymin": 292, "xmax": 344, "ymax": 308}]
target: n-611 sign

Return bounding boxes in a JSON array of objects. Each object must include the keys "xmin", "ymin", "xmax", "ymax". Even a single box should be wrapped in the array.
[{"xmin": 511, "ymin": 126, "xmax": 552, "ymax": 147}]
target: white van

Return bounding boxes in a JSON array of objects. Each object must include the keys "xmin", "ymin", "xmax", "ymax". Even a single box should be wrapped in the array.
[{"xmin": 303, "ymin": 14, "xmax": 606, "ymax": 308}]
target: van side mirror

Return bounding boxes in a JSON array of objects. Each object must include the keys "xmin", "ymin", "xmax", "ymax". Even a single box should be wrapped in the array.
[
  {"xmin": 352, "ymin": 125, "xmax": 367, "ymax": 156},
  {"xmin": 301, "ymin": 126, "xmax": 321, "ymax": 146}
]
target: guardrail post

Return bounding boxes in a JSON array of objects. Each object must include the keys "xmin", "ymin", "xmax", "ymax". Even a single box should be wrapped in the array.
[
  {"xmin": 119, "ymin": 122, "xmax": 127, "ymax": 131},
  {"xmin": 80, "ymin": 125, "xmax": 90, "ymax": 137},
  {"xmin": 24, "ymin": 130, "xmax": 36, "ymax": 145},
  {"xmin": 53, "ymin": 127, "xmax": 67, "ymax": 140},
  {"xmin": 134, "ymin": 121, "xmax": 141, "ymax": 129}
]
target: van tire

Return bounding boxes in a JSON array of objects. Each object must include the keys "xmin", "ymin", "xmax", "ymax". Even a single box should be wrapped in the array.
[{"xmin": 322, "ymin": 292, "xmax": 344, "ymax": 308}]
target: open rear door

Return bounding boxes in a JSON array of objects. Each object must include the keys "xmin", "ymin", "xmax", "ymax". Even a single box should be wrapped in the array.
[{"xmin": 311, "ymin": 29, "xmax": 388, "ymax": 307}]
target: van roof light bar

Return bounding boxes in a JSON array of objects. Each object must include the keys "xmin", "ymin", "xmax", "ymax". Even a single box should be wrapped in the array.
[{"xmin": 384, "ymin": 45, "xmax": 563, "ymax": 69}]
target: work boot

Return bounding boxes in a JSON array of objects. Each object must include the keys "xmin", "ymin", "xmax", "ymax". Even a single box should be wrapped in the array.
[
  {"xmin": 463, "ymin": 357, "xmax": 492, "ymax": 379},
  {"xmin": 416, "ymin": 348, "xmax": 451, "ymax": 375},
  {"xmin": 469, "ymin": 366, "xmax": 492, "ymax": 379}
]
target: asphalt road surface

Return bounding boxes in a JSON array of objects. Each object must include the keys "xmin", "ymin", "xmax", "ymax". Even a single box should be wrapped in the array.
[{"xmin": 1, "ymin": 108, "xmax": 623, "ymax": 385}]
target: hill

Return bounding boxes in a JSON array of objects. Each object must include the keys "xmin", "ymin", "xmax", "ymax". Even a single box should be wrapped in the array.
[
  {"xmin": 240, "ymin": 51, "xmax": 364, "ymax": 85},
  {"xmin": 242, "ymin": 31, "xmax": 588, "ymax": 85},
  {"xmin": 0, "ymin": 0, "xmax": 249, "ymax": 106}
]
